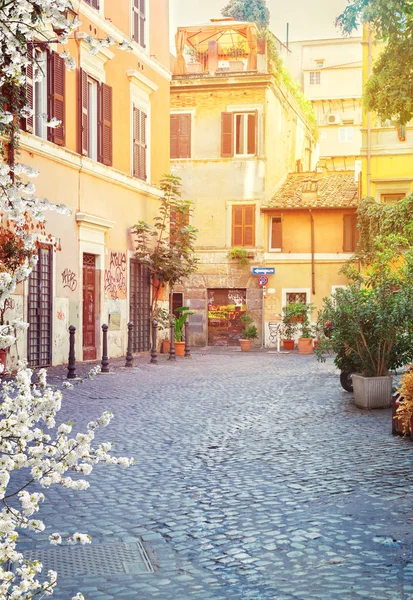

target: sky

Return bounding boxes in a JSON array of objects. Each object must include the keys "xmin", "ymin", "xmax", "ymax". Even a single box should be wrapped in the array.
[{"xmin": 169, "ymin": 0, "xmax": 350, "ymax": 51}]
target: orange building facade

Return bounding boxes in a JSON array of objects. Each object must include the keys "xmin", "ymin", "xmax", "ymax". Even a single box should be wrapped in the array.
[{"xmin": 6, "ymin": 0, "xmax": 170, "ymax": 368}]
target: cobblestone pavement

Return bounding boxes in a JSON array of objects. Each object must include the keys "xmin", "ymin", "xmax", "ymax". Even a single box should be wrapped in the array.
[{"xmin": 14, "ymin": 350, "xmax": 413, "ymax": 599}]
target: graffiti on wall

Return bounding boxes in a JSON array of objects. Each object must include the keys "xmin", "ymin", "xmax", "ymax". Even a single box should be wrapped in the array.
[
  {"xmin": 104, "ymin": 252, "xmax": 127, "ymax": 300},
  {"xmin": 61, "ymin": 268, "xmax": 77, "ymax": 291}
]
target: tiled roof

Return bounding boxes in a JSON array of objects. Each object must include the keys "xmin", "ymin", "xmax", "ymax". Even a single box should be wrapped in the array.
[{"xmin": 264, "ymin": 172, "xmax": 359, "ymax": 209}]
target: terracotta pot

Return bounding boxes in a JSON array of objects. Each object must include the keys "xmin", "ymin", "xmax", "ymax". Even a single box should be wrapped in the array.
[
  {"xmin": 160, "ymin": 340, "xmax": 170, "ymax": 354},
  {"xmin": 283, "ymin": 339, "xmax": 295, "ymax": 350},
  {"xmin": 175, "ymin": 341, "xmax": 185, "ymax": 356},
  {"xmin": 289, "ymin": 316, "xmax": 303, "ymax": 323},
  {"xmin": 298, "ymin": 338, "xmax": 313, "ymax": 354},
  {"xmin": 239, "ymin": 339, "xmax": 251, "ymax": 352}
]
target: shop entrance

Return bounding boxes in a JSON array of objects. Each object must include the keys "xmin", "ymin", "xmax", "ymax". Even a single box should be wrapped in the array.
[{"xmin": 207, "ymin": 288, "xmax": 246, "ymax": 346}]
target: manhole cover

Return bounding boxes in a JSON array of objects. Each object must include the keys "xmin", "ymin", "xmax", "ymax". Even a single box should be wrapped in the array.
[{"xmin": 22, "ymin": 541, "xmax": 154, "ymax": 578}]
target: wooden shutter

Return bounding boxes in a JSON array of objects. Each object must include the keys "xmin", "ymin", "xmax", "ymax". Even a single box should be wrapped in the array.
[
  {"xmin": 99, "ymin": 83, "xmax": 112, "ymax": 166},
  {"xmin": 133, "ymin": 107, "xmax": 147, "ymax": 181},
  {"xmin": 170, "ymin": 114, "xmax": 178, "ymax": 159},
  {"xmin": 247, "ymin": 111, "xmax": 257, "ymax": 155},
  {"xmin": 132, "ymin": 0, "xmax": 146, "ymax": 47},
  {"xmin": 271, "ymin": 216, "xmax": 282, "ymax": 249},
  {"xmin": 343, "ymin": 214, "xmax": 358, "ymax": 252},
  {"xmin": 48, "ymin": 52, "xmax": 65, "ymax": 145},
  {"xmin": 84, "ymin": 0, "xmax": 99, "ymax": 7},
  {"xmin": 243, "ymin": 206, "xmax": 255, "ymax": 246},
  {"xmin": 170, "ymin": 114, "xmax": 191, "ymax": 159},
  {"xmin": 79, "ymin": 69, "xmax": 88, "ymax": 156},
  {"xmin": 221, "ymin": 112, "xmax": 234, "ymax": 157},
  {"xmin": 232, "ymin": 206, "xmax": 244, "ymax": 246},
  {"xmin": 232, "ymin": 205, "xmax": 255, "ymax": 247},
  {"xmin": 178, "ymin": 114, "xmax": 191, "ymax": 158},
  {"xmin": 22, "ymin": 62, "xmax": 34, "ymax": 133}
]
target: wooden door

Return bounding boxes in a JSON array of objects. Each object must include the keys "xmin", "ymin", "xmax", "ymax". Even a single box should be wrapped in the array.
[
  {"xmin": 129, "ymin": 258, "xmax": 150, "ymax": 352},
  {"xmin": 27, "ymin": 245, "xmax": 53, "ymax": 367},
  {"xmin": 83, "ymin": 253, "xmax": 97, "ymax": 360}
]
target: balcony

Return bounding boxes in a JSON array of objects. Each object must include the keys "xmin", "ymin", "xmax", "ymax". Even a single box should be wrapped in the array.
[{"xmin": 172, "ymin": 18, "xmax": 268, "ymax": 78}]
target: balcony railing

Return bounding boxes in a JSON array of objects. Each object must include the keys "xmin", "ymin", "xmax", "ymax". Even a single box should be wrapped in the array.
[{"xmin": 173, "ymin": 39, "xmax": 268, "ymax": 77}]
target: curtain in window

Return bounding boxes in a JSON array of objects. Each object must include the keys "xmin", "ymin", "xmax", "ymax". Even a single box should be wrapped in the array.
[
  {"xmin": 174, "ymin": 30, "xmax": 187, "ymax": 75},
  {"xmin": 246, "ymin": 25, "xmax": 257, "ymax": 71}
]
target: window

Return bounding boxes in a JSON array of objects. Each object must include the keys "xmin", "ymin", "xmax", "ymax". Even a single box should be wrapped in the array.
[
  {"xmin": 381, "ymin": 193, "xmax": 406, "ymax": 204},
  {"xmin": 22, "ymin": 50, "xmax": 65, "ymax": 145},
  {"xmin": 132, "ymin": 0, "xmax": 146, "ymax": 48},
  {"xmin": 221, "ymin": 111, "xmax": 257, "ymax": 157},
  {"xmin": 232, "ymin": 205, "xmax": 255, "ymax": 247},
  {"xmin": 309, "ymin": 71, "xmax": 320, "ymax": 85},
  {"xmin": 270, "ymin": 216, "xmax": 282, "ymax": 250},
  {"xmin": 84, "ymin": 0, "xmax": 99, "ymax": 8},
  {"xmin": 286, "ymin": 292, "xmax": 307, "ymax": 304},
  {"xmin": 339, "ymin": 127, "xmax": 354, "ymax": 143},
  {"xmin": 343, "ymin": 214, "xmax": 358, "ymax": 252},
  {"xmin": 79, "ymin": 69, "xmax": 112, "ymax": 165},
  {"xmin": 170, "ymin": 114, "xmax": 191, "ymax": 158},
  {"xmin": 133, "ymin": 106, "xmax": 147, "ymax": 181}
]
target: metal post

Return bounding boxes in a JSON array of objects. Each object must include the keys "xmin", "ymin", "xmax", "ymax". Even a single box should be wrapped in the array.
[
  {"xmin": 184, "ymin": 320, "xmax": 191, "ymax": 358},
  {"xmin": 169, "ymin": 316, "xmax": 176, "ymax": 361},
  {"xmin": 101, "ymin": 324, "xmax": 109, "ymax": 373},
  {"xmin": 150, "ymin": 320, "xmax": 158, "ymax": 364},
  {"xmin": 125, "ymin": 321, "xmax": 133, "ymax": 367},
  {"xmin": 67, "ymin": 325, "xmax": 76, "ymax": 379}
]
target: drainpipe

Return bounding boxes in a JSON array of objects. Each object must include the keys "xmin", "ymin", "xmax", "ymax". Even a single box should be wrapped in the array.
[
  {"xmin": 367, "ymin": 24, "xmax": 373, "ymax": 197},
  {"xmin": 309, "ymin": 209, "xmax": 315, "ymax": 295}
]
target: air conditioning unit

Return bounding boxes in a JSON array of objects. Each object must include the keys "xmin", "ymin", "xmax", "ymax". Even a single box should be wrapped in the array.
[{"xmin": 327, "ymin": 114, "xmax": 341, "ymax": 125}]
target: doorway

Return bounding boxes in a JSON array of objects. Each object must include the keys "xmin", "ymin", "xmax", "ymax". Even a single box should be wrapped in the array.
[
  {"xmin": 129, "ymin": 258, "xmax": 151, "ymax": 352},
  {"xmin": 207, "ymin": 288, "xmax": 246, "ymax": 346},
  {"xmin": 27, "ymin": 245, "xmax": 53, "ymax": 367},
  {"xmin": 82, "ymin": 253, "xmax": 97, "ymax": 360}
]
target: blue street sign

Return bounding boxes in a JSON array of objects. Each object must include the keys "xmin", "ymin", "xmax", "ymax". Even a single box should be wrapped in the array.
[{"xmin": 251, "ymin": 267, "xmax": 275, "ymax": 275}]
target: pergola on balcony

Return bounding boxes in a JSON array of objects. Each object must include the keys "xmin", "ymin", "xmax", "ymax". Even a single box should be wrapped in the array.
[{"xmin": 173, "ymin": 18, "xmax": 268, "ymax": 76}]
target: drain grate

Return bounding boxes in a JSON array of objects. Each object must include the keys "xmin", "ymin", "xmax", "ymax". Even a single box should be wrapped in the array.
[{"xmin": 23, "ymin": 541, "xmax": 154, "ymax": 578}]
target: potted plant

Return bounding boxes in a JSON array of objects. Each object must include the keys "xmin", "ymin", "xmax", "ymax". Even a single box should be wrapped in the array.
[
  {"xmin": 315, "ymin": 242, "xmax": 413, "ymax": 408},
  {"xmin": 228, "ymin": 247, "xmax": 252, "ymax": 266},
  {"xmin": 282, "ymin": 302, "xmax": 313, "ymax": 352},
  {"xmin": 132, "ymin": 175, "xmax": 199, "ymax": 357},
  {"xmin": 153, "ymin": 307, "xmax": 171, "ymax": 354},
  {"xmin": 239, "ymin": 313, "xmax": 258, "ymax": 352},
  {"xmin": 173, "ymin": 306, "xmax": 193, "ymax": 356},
  {"xmin": 394, "ymin": 366, "xmax": 413, "ymax": 437},
  {"xmin": 281, "ymin": 317, "xmax": 297, "ymax": 350}
]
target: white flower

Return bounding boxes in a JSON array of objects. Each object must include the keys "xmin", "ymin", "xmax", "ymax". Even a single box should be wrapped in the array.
[
  {"xmin": 46, "ymin": 117, "xmax": 62, "ymax": 129},
  {"xmin": 49, "ymin": 533, "xmax": 62, "ymax": 545}
]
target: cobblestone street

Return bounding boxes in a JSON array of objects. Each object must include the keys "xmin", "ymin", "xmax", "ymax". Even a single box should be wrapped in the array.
[{"xmin": 18, "ymin": 350, "xmax": 413, "ymax": 600}]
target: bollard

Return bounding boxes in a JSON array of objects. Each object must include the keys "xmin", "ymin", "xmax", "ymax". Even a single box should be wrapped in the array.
[
  {"xmin": 150, "ymin": 320, "xmax": 158, "ymax": 364},
  {"xmin": 125, "ymin": 321, "xmax": 133, "ymax": 367},
  {"xmin": 169, "ymin": 315, "xmax": 176, "ymax": 361},
  {"xmin": 184, "ymin": 320, "xmax": 191, "ymax": 358},
  {"xmin": 101, "ymin": 324, "xmax": 109, "ymax": 373},
  {"xmin": 67, "ymin": 325, "xmax": 76, "ymax": 379}
]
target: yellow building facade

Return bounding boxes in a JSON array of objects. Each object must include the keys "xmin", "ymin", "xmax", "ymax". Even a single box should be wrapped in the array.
[
  {"xmin": 6, "ymin": 0, "xmax": 170, "ymax": 368},
  {"xmin": 170, "ymin": 19, "xmax": 327, "ymax": 347},
  {"xmin": 361, "ymin": 25, "xmax": 413, "ymax": 201}
]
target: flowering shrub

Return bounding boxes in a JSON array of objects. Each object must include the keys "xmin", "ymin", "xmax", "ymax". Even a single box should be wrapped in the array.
[{"xmin": 0, "ymin": 1, "xmax": 134, "ymax": 598}]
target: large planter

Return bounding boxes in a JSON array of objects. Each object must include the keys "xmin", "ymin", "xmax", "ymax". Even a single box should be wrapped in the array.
[
  {"xmin": 352, "ymin": 374, "xmax": 393, "ymax": 409},
  {"xmin": 175, "ymin": 341, "xmax": 185, "ymax": 356},
  {"xmin": 298, "ymin": 338, "xmax": 313, "ymax": 354},
  {"xmin": 283, "ymin": 339, "xmax": 295, "ymax": 350},
  {"xmin": 239, "ymin": 339, "xmax": 252, "ymax": 352}
]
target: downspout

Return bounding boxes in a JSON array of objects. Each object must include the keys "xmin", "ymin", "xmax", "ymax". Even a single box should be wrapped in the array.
[
  {"xmin": 367, "ymin": 24, "xmax": 373, "ymax": 197},
  {"xmin": 309, "ymin": 209, "xmax": 315, "ymax": 295}
]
